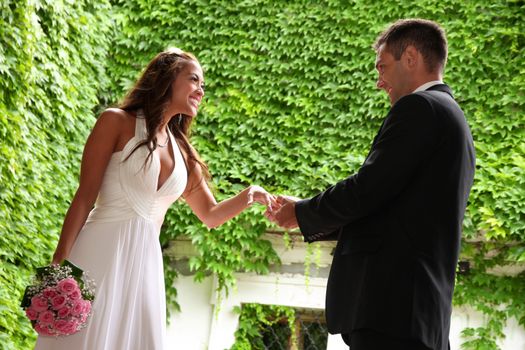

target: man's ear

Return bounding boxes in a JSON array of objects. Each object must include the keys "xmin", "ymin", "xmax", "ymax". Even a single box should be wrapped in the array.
[{"xmin": 403, "ymin": 45, "xmax": 419, "ymax": 69}]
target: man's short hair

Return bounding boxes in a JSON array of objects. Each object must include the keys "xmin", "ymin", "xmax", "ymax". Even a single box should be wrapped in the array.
[{"xmin": 374, "ymin": 19, "xmax": 448, "ymax": 73}]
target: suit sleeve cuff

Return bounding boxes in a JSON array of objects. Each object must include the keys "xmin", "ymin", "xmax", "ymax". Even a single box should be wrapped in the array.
[{"xmin": 295, "ymin": 199, "xmax": 333, "ymax": 243}]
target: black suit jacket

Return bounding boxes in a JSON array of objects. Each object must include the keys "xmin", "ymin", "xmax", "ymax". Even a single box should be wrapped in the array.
[{"xmin": 295, "ymin": 84, "xmax": 475, "ymax": 350}]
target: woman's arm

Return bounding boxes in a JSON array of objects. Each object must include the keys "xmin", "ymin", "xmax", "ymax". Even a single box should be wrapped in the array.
[
  {"xmin": 183, "ymin": 165, "xmax": 275, "ymax": 229},
  {"xmin": 51, "ymin": 109, "xmax": 127, "ymax": 264}
]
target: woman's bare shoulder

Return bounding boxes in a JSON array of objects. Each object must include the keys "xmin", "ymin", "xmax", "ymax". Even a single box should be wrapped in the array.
[
  {"xmin": 93, "ymin": 108, "xmax": 137, "ymax": 152},
  {"xmin": 97, "ymin": 108, "xmax": 134, "ymax": 125},
  {"xmin": 93, "ymin": 108, "xmax": 136, "ymax": 135}
]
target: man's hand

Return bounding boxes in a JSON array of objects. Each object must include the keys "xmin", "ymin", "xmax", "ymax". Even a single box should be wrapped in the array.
[{"xmin": 265, "ymin": 195, "xmax": 301, "ymax": 229}]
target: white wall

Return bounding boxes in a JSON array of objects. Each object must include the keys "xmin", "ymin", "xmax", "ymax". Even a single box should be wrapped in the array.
[
  {"xmin": 166, "ymin": 275, "xmax": 213, "ymax": 349},
  {"xmin": 450, "ymin": 306, "xmax": 525, "ymax": 350},
  {"xmin": 165, "ymin": 235, "xmax": 525, "ymax": 350},
  {"xmin": 166, "ymin": 272, "xmax": 525, "ymax": 350}
]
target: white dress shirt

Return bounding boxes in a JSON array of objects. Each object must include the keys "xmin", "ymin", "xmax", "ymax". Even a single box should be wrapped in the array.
[{"xmin": 413, "ymin": 80, "xmax": 443, "ymax": 93}]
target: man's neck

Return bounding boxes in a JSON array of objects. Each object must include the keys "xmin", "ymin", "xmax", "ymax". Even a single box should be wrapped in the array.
[
  {"xmin": 411, "ymin": 73, "xmax": 442, "ymax": 91},
  {"xmin": 413, "ymin": 80, "xmax": 443, "ymax": 93}
]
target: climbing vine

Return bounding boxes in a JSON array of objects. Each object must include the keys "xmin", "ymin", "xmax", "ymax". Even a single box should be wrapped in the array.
[
  {"xmin": 0, "ymin": 0, "xmax": 113, "ymax": 349},
  {"xmin": 230, "ymin": 303, "xmax": 297, "ymax": 350},
  {"xmin": 103, "ymin": 3, "xmax": 524, "ymax": 348},
  {"xmin": 1, "ymin": 1, "xmax": 524, "ymax": 349}
]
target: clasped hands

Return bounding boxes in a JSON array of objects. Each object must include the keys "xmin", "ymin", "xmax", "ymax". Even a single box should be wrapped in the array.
[{"xmin": 246, "ymin": 185, "xmax": 300, "ymax": 229}]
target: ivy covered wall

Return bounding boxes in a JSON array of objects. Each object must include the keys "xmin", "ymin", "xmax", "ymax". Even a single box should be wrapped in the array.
[
  {"xmin": 1, "ymin": 0, "xmax": 523, "ymax": 349},
  {"xmin": 0, "ymin": 0, "xmax": 112, "ymax": 348},
  {"xmin": 104, "ymin": 1, "xmax": 524, "ymax": 347}
]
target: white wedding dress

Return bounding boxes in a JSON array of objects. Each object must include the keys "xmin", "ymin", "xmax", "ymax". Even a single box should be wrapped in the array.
[{"xmin": 35, "ymin": 113, "xmax": 187, "ymax": 350}]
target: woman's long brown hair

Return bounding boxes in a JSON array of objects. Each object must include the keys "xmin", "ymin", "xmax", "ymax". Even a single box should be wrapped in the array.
[{"xmin": 118, "ymin": 48, "xmax": 210, "ymax": 189}]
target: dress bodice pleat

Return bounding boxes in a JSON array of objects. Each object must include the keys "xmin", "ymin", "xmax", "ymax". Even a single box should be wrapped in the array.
[{"xmin": 87, "ymin": 113, "xmax": 187, "ymax": 228}]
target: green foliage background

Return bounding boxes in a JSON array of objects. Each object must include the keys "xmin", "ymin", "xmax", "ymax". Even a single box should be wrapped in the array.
[
  {"xmin": 230, "ymin": 303, "xmax": 296, "ymax": 350},
  {"xmin": 0, "ymin": 0, "xmax": 113, "ymax": 348},
  {"xmin": 1, "ymin": 0, "xmax": 524, "ymax": 349}
]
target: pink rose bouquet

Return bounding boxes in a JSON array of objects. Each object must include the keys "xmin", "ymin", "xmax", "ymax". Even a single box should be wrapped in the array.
[{"xmin": 21, "ymin": 260, "xmax": 95, "ymax": 337}]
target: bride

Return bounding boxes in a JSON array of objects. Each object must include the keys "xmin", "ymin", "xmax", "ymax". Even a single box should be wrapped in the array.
[{"xmin": 35, "ymin": 48, "xmax": 275, "ymax": 349}]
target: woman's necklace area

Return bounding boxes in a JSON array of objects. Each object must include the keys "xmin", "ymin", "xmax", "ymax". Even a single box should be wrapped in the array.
[{"xmin": 157, "ymin": 129, "xmax": 169, "ymax": 148}]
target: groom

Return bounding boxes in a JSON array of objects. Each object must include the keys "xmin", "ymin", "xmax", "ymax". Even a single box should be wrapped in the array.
[{"xmin": 268, "ymin": 19, "xmax": 475, "ymax": 350}]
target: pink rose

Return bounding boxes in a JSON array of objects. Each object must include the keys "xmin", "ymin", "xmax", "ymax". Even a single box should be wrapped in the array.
[
  {"xmin": 30, "ymin": 295, "xmax": 49, "ymax": 313},
  {"xmin": 69, "ymin": 289, "xmax": 82, "ymax": 301},
  {"xmin": 37, "ymin": 310, "xmax": 55, "ymax": 326},
  {"xmin": 42, "ymin": 287, "xmax": 58, "ymax": 299},
  {"xmin": 61, "ymin": 320, "xmax": 79, "ymax": 335},
  {"xmin": 34, "ymin": 323, "xmax": 52, "ymax": 336},
  {"xmin": 25, "ymin": 307, "xmax": 38, "ymax": 321},
  {"xmin": 51, "ymin": 295, "xmax": 67, "ymax": 310},
  {"xmin": 57, "ymin": 278, "xmax": 78, "ymax": 295},
  {"xmin": 57, "ymin": 306, "xmax": 70, "ymax": 318},
  {"xmin": 53, "ymin": 319, "xmax": 69, "ymax": 333},
  {"xmin": 54, "ymin": 319, "xmax": 79, "ymax": 335},
  {"xmin": 71, "ymin": 300, "xmax": 84, "ymax": 316},
  {"xmin": 82, "ymin": 300, "xmax": 92, "ymax": 314}
]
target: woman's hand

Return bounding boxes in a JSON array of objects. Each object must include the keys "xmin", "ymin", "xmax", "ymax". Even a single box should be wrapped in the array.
[{"xmin": 246, "ymin": 185, "xmax": 277, "ymax": 211}]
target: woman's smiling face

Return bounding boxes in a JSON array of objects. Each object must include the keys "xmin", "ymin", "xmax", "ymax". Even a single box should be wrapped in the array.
[{"xmin": 170, "ymin": 60, "xmax": 205, "ymax": 117}]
